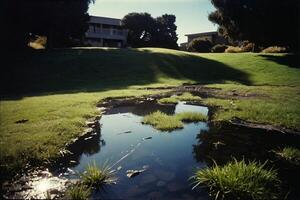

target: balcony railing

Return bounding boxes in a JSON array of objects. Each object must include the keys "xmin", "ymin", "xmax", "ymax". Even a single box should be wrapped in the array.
[{"xmin": 86, "ymin": 28, "xmax": 128, "ymax": 38}]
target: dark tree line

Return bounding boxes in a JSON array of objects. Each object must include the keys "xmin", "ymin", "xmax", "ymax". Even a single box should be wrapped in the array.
[
  {"xmin": 1, "ymin": 0, "xmax": 94, "ymax": 50},
  {"xmin": 122, "ymin": 13, "xmax": 178, "ymax": 49},
  {"xmin": 208, "ymin": 0, "xmax": 300, "ymax": 51}
]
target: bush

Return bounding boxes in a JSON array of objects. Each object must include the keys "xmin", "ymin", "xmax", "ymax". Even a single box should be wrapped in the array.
[
  {"xmin": 28, "ymin": 35, "xmax": 47, "ymax": 49},
  {"xmin": 241, "ymin": 41, "xmax": 255, "ymax": 52},
  {"xmin": 191, "ymin": 159, "xmax": 281, "ymax": 200},
  {"xmin": 262, "ymin": 46, "xmax": 288, "ymax": 53},
  {"xmin": 187, "ymin": 38, "xmax": 213, "ymax": 53},
  {"xmin": 225, "ymin": 46, "xmax": 244, "ymax": 53},
  {"xmin": 211, "ymin": 44, "xmax": 228, "ymax": 53}
]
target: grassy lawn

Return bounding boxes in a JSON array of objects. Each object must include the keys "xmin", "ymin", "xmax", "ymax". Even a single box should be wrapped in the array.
[{"xmin": 1, "ymin": 48, "xmax": 299, "ymax": 178}]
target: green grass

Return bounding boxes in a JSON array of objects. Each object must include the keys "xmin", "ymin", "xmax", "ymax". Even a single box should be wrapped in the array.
[
  {"xmin": 203, "ymin": 84, "xmax": 300, "ymax": 130},
  {"xmin": 65, "ymin": 183, "xmax": 91, "ymax": 200},
  {"xmin": 81, "ymin": 161, "xmax": 115, "ymax": 187},
  {"xmin": 0, "ymin": 48, "xmax": 299, "ymax": 178},
  {"xmin": 142, "ymin": 111, "xmax": 207, "ymax": 131},
  {"xmin": 142, "ymin": 111, "xmax": 184, "ymax": 131},
  {"xmin": 275, "ymin": 147, "xmax": 300, "ymax": 165},
  {"xmin": 176, "ymin": 112, "xmax": 208, "ymax": 122},
  {"xmin": 158, "ymin": 92, "xmax": 202, "ymax": 104},
  {"xmin": 191, "ymin": 160, "xmax": 280, "ymax": 200}
]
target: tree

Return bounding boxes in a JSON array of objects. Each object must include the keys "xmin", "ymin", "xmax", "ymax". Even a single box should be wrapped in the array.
[
  {"xmin": 208, "ymin": 0, "xmax": 300, "ymax": 51},
  {"xmin": 1, "ymin": 0, "xmax": 94, "ymax": 49},
  {"xmin": 121, "ymin": 13, "xmax": 157, "ymax": 48},
  {"xmin": 187, "ymin": 38, "xmax": 213, "ymax": 53},
  {"xmin": 122, "ymin": 12, "xmax": 178, "ymax": 49},
  {"xmin": 154, "ymin": 14, "xmax": 178, "ymax": 49}
]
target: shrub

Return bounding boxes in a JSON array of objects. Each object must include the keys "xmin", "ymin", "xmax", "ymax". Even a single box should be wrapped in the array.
[
  {"xmin": 28, "ymin": 35, "xmax": 47, "ymax": 49},
  {"xmin": 187, "ymin": 38, "xmax": 213, "ymax": 53},
  {"xmin": 65, "ymin": 184, "xmax": 91, "ymax": 200},
  {"xmin": 275, "ymin": 147, "xmax": 300, "ymax": 165},
  {"xmin": 191, "ymin": 159, "xmax": 281, "ymax": 200},
  {"xmin": 211, "ymin": 44, "xmax": 228, "ymax": 53},
  {"xmin": 82, "ymin": 161, "xmax": 115, "ymax": 187},
  {"xmin": 262, "ymin": 46, "xmax": 288, "ymax": 53},
  {"xmin": 241, "ymin": 42, "xmax": 255, "ymax": 52},
  {"xmin": 225, "ymin": 46, "xmax": 244, "ymax": 53}
]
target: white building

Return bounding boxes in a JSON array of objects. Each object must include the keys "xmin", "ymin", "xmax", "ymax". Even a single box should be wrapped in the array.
[{"xmin": 85, "ymin": 16, "xmax": 128, "ymax": 47}]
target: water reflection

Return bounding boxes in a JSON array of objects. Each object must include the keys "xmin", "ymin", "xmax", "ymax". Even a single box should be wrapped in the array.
[
  {"xmin": 193, "ymin": 122, "xmax": 300, "ymax": 166},
  {"xmin": 192, "ymin": 122, "xmax": 300, "ymax": 199},
  {"xmin": 67, "ymin": 101, "xmax": 210, "ymax": 199}
]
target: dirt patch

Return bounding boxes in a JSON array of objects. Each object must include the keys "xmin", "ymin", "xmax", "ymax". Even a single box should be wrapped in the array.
[{"xmin": 230, "ymin": 117, "xmax": 300, "ymax": 135}]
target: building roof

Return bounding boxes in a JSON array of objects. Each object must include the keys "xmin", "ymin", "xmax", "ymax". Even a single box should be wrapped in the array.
[
  {"xmin": 185, "ymin": 31, "xmax": 218, "ymax": 37},
  {"xmin": 89, "ymin": 16, "xmax": 122, "ymax": 26}
]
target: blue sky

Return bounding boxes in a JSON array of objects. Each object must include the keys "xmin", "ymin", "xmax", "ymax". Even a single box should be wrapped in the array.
[{"xmin": 88, "ymin": 0, "xmax": 218, "ymax": 44}]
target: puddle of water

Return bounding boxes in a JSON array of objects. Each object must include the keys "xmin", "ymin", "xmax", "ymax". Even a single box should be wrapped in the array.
[
  {"xmin": 68, "ymin": 101, "xmax": 210, "ymax": 199},
  {"xmin": 7, "ymin": 101, "xmax": 300, "ymax": 199}
]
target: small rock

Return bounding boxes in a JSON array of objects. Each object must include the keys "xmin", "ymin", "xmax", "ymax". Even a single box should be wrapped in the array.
[
  {"xmin": 84, "ymin": 136, "xmax": 93, "ymax": 140},
  {"xmin": 126, "ymin": 169, "xmax": 146, "ymax": 178},
  {"xmin": 142, "ymin": 137, "xmax": 152, "ymax": 140},
  {"xmin": 15, "ymin": 119, "xmax": 29, "ymax": 124},
  {"xmin": 67, "ymin": 168, "xmax": 76, "ymax": 174}
]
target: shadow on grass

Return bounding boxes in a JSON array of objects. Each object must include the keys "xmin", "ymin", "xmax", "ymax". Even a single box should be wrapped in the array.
[
  {"xmin": 259, "ymin": 54, "xmax": 300, "ymax": 69},
  {"xmin": 1, "ymin": 48, "xmax": 251, "ymax": 99}
]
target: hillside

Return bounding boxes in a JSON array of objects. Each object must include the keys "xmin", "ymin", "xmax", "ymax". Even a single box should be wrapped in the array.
[{"xmin": 1, "ymin": 48, "xmax": 299, "ymax": 178}]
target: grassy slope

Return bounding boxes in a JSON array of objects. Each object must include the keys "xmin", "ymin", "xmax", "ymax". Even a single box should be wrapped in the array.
[{"xmin": 1, "ymin": 48, "xmax": 299, "ymax": 176}]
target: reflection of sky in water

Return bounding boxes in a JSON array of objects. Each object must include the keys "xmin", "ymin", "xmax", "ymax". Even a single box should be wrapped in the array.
[
  {"xmin": 70, "ymin": 102, "xmax": 210, "ymax": 199},
  {"xmin": 175, "ymin": 101, "xmax": 209, "ymax": 115}
]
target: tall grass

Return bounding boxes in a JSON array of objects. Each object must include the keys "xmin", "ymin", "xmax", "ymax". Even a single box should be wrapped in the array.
[
  {"xmin": 275, "ymin": 147, "xmax": 300, "ymax": 165},
  {"xmin": 81, "ymin": 161, "xmax": 115, "ymax": 187},
  {"xmin": 191, "ymin": 159, "xmax": 280, "ymax": 200},
  {"xmin": 142, "ymin": 111, "xmax": 207, "ymax": 131},
  {"xmin": 65, "ymin": 184, "xmax": 91, "ymax": 200}
]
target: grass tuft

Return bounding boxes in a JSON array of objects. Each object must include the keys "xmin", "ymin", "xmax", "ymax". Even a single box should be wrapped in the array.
[
  {"xmin": 81, "ymin": 161, "xmax": 115, "ymax": 187},
  {"xmin": 158, "ymin": 92, "xmax": 202, "ymax": 104},
  {"xmin": 142, "ymin": 111, "xmax": 183, "ymax": 131},
  {"xmin": 65, "ymin": 183, "xmax": 91, "ymax": 200},
  {"xmin": 176, "ymin": 112, "xmax": 208, "ymax": 122},
  {"xmin": 191, "ymin": 159, "xmax": 280, "ymax": 200},
  {"xmin": 142, "ymin": 111, "xmax": 207, "ymax": 131},
  {"xmin": 275, "ymin": 147, "xmax": 300, "ymax": 165}
]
